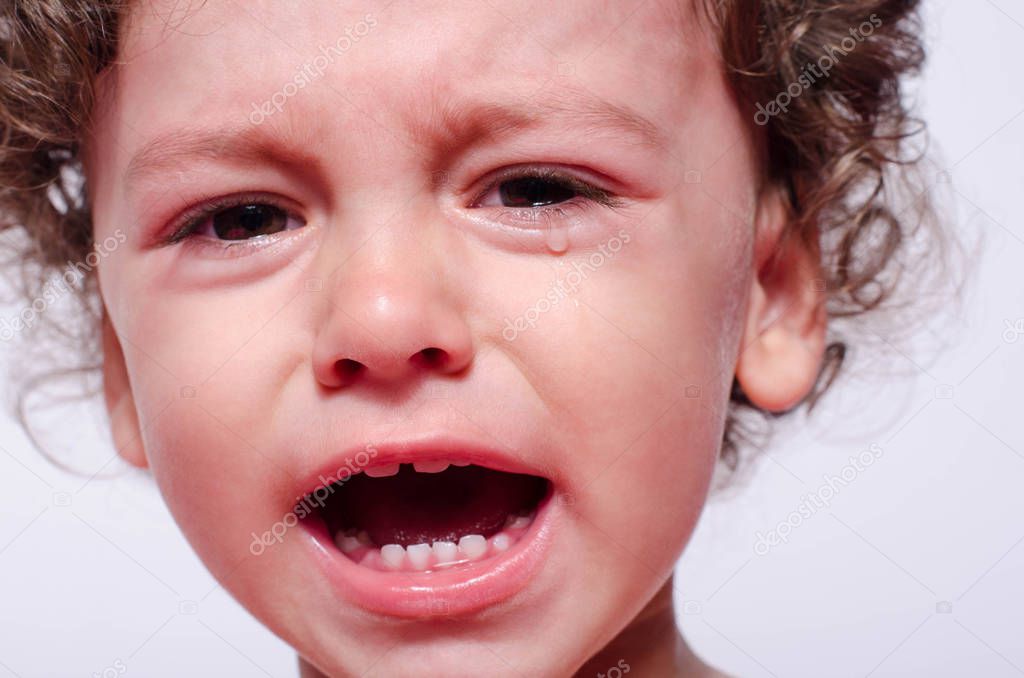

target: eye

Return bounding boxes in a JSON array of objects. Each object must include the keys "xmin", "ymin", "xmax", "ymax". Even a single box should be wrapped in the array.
[
  {"xmin": 472, "ymin": 167, "xmax": 620, "ymax": 210},
  {"xmin": 207, "ymin": 203, "xmax": 290, "ymax": 240},
  {"xmin": 494, "ymin": 175, "xmax": 576, "ymax": 207},
  {"xmin": 191, "ymin": 202, "xmax": 301, "ymax": 241},
  {"xmin": 167, "ymin": 196, "xmax": 306, "ymax": 245}
]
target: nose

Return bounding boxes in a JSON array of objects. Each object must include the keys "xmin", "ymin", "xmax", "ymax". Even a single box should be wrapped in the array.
[{"xmin": 312, "ymin": 244, "xmax": 474, "ymax": 389}]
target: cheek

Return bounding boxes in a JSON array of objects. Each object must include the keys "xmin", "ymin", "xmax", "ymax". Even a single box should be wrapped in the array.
[
  {"xmin": 139, "ymin": 397, "xmax": 334, "ymax": 640},
  {"xmin": 498, "ymin": 196, "xmax": 751, "ymax": 562},
  {"xmin": 124, "ymin": 271, "xmax": 308, "ymax": 388},
  {"xmin": 141, "ymin": 398, "xmax": 275, "ymax": 576},
  {"xmin": 113, "ymin": 266, "xmax": 314, "ymax": 565}
]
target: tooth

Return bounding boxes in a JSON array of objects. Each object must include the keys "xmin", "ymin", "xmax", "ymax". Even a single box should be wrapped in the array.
[
  {"xmin": 458, "ymin": 534, "xmax": 487, "ymax": 560},
  {"xmin": 509, "ymin": 515, "xmax": 531, "ymax": 530},
  {"xmin": 407, "ymin": 543, "xmax": 432, "ymax": 569},
  {"xmin": 357, "ymin": 530, "xmax": 371, "ymax": 545},
  {"xmin": 490, "ymin": 534, "xmax": 510, "ymax": 552},
  {"xmin": 380, "ymin": 544, "xmax": 406, "ymax": 569},
  {"xmin": 335, "ymin": 532, "xmax": 362, "ymax": 553},
  {"xmin": 451, "ymin": 460, "xmax": 470, "ymax": 467},
  {"xmin": 413, "ymin": 460, "xmax": 450, "ymax": 473},
  {"xmin": 432, "ymin": 541, "xmax": 458, "ymax": 563},
  {"xmin": 365, "ymin": 463, "xmax": 401, "ymax": 478}
]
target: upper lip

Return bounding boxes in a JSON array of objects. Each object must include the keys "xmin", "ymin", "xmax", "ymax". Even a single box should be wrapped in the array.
[{"xmin": 296, "ymin": 432, "xmax": 559, "ymax": 500}]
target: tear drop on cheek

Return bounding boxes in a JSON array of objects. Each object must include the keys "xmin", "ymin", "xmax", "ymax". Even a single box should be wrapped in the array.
[{"xmin": 545, "ymin": 223, "xmax": 569, "ymax": 254}]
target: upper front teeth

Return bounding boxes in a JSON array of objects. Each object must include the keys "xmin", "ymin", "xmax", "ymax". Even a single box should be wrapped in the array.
[
  {"xmin": 412, "ymin": 460, "xmax": 450, "ymax": 473},
  {"xmin": 363, "ymin": 460, "xmax": 466, "ymax": 476},
  {"xmin": 364, "ymin": 463, "xmax": 400, "ymax": 477}
]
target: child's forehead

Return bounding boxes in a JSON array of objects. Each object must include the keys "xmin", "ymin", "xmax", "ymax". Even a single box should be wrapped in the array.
[
  {"xmin": 112, "ymin": 0, "xmax": 706, "ymax": 116},
  {"xmin": 92, "ymin": 0, "xmax": 720, "ymax": 192},
  {"xmin": 124, "ymin": 0, "xmax": 698, "ymax": 53}
]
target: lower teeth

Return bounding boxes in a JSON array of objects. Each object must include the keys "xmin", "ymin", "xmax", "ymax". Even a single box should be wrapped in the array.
[{"xmin": 332, "ymin": 512, "xmax": 536, "ymax": 572}]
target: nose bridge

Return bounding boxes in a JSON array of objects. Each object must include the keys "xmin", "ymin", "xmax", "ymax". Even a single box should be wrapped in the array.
[
  {"xmin": 312, "ymin": 213, "xmax": 474, "ymax": 388},
  {"xmin": 332, "ymin": 217, "xmax": 446, "ymax": 322}
]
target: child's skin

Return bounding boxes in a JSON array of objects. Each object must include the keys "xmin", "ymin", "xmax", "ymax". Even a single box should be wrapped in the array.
[{"xmin": 85, "ymin": 0, "xmax": 826, "ymax": 675}]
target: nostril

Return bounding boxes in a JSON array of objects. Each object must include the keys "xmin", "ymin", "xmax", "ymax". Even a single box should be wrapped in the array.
[
  {"xmin": 412, "ymin": 347, "xmax": 448, "ymax": 370},
  {"xmin": 334, "ymin": 358, "xmax": 366, "ymax": 384}
]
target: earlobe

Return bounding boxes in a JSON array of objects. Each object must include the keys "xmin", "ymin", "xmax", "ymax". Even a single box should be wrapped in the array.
[
  {"xmin": 102, "ymin": 313, "xmax": 148, "ymax": 468},
  {"xmin": 734, "ymin": 187, "xmax": 828, "ymax": 413}
]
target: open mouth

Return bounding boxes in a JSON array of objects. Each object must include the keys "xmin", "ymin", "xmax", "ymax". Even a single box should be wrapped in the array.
[{"xmin": 303, "ymin": 461, "xmax": 551, "ymax": 574}]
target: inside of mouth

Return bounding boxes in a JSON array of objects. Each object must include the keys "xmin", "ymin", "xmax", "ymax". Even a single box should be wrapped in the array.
[{"xmin": 307, "ymin": 464, "xmax": 549, "ymax": 573}]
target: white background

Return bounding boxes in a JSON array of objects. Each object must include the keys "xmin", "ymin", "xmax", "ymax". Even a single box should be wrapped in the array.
[{"xmin": 1, "ymin": 1, "xmax": 1022, "ymax": 676}]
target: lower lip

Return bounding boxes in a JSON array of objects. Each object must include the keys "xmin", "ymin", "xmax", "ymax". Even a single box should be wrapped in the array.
[{"xmin": 299, "ymin": 489, "xmax": 557, "ymax": 618}]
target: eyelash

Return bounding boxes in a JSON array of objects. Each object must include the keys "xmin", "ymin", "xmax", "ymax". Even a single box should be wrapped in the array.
[{"xmin": 161, "ymin": 167, "xmax": 622, "ymax": 249}]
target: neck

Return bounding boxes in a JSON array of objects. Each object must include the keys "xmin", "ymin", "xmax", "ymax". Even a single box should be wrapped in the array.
[
  {"xmin": 298, "ymin": 576, "xmax": 722, "ymax": 678},
  {"xmin": 573, "ymin": 576, "xmax": 721, "ymax": 678}
]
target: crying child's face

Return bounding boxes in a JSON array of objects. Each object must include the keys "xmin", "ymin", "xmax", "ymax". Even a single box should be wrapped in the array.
[{"xmin": 85, "ymin": 0, "xmax": 823, "ymax": 675}]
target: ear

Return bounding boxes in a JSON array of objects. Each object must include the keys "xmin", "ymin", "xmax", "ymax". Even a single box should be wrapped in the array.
[
  {"xmin": 734, "ymin": 186, "xmax": 828, "ymax": 413},
  {"xmin": 102, "ymin": 313, "xmax": 148, "ymax": 468}
]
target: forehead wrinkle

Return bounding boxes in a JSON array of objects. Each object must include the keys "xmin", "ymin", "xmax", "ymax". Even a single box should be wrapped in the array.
[{"xmin": 413, "ymin": 85, "xmax": 669, "ymax": 164}]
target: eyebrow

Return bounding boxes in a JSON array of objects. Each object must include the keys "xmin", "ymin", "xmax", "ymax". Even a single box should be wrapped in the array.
[
  {"xmin": 123, "ymin": 122, "xmax": 323, "ymax": 191},
  {"xmin": 123, "ymin": 90, "xmax": 666, "ymax": 190}
]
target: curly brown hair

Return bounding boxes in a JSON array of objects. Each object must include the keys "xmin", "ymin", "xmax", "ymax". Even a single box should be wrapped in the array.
[{"xmin": 0, "ymin": 0, "xmax": 947, "ymax": 475}]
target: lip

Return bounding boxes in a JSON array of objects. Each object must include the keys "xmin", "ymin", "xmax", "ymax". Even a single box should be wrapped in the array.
[
  {"xmin": 295, "ymin": 434, "xmax": 561, "ymax": 500},
  {"xmin": 295, "ymin": 434, "xmax": 561, "ymax": 618}
]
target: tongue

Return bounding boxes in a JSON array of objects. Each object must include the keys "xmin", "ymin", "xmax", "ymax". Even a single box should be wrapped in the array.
[{"xmin": 321, "ymin": 465, "xmax": 546, "ymax": 547}]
